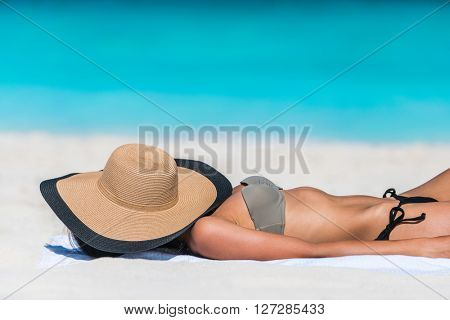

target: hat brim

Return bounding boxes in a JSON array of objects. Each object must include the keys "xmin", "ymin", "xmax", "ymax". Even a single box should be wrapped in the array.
[{"xmin": 40, "ymin": 159, "xmax": 232, "ymax": 253}]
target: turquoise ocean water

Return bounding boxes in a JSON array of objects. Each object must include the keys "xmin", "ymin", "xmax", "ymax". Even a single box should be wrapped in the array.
[{"xmin": 0, "ymin": 1, "xmax": 449, "ymax": 141}]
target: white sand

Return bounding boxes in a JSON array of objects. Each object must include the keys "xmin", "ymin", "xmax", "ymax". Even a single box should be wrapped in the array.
[{"xmin": 1, "ymin": 132, "xmax": 449, "ymax": 299}]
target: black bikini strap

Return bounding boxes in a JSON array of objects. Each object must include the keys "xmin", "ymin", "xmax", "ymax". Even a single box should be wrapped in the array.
[
  {"xmin": 383, "ymin": 188, "xmax": 438, "ymax": 204},
  {"xmin": 376, "ymin": 206, "xmax": 426, "ymax": 241},
  {"xmin": 383, "ymin": 188, "xmax": 398, "ymax": 199}
]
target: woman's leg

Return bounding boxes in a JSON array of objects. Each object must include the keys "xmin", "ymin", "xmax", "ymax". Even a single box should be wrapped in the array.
[
  {"xmin": 389, "ymin": 201, "xmax": 450, "ymax": 240},
  {"xmin": 400, "ymin": 169, "xmax": 450, "ymax": 201}
]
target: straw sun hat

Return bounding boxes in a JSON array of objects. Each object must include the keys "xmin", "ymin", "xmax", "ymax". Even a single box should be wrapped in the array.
[{"xmin": 40, "ymin": 144, "xmax": 232, "ymax": 253}]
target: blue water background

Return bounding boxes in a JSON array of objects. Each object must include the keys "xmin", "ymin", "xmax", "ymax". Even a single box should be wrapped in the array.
[{"xmin": 0, "ymin": 1, "xmax": 449, "ymax": 141}]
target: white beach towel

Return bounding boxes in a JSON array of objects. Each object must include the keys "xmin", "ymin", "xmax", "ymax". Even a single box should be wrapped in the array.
[{"xmin": 40, "ymin": 234, "xmax": 450, "ymax": 275}]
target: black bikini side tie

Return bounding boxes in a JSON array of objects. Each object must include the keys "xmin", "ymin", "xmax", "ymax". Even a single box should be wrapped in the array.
[
  {"xmin": 375, "ymin": 188, "xmax": 434, "ymax": 241},
  {"xmin": 382, "ymin": 188, "xmax": 438, "ymax": 205},
  {"xmin": 375, "ymin": 206, "xmax": 426, "ymax": 241}
]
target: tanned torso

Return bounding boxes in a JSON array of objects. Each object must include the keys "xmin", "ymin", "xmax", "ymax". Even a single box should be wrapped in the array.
[
  {"xmin": 184, "ymin": 170, "xmax": 450, "ymax": 260},
  {"xmin": 211, "ymin": 185, "xmax": 449, "ymax": 242}
]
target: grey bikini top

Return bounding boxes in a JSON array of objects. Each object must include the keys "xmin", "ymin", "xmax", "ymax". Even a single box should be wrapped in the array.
[
  {"xmin": 241, "ymin": 176, "xmax": 282, "ymax": 190},
  {"xmin": 240, "ymin": 176, "xmax": 285, "ymax": 234}
]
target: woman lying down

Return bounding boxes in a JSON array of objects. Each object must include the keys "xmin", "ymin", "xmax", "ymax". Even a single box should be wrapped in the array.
[{"xmin": 41, "ymin": 144, "xmax": 450, "ymax": 260}]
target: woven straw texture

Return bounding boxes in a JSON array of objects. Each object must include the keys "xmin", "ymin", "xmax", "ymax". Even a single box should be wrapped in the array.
[{"xmin": 56, "ymin": 144, "xmax": 217, "ymax": 241}]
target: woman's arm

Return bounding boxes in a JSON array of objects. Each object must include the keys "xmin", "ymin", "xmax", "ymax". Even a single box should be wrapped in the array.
[{"xmin": 186, "ymin": 216, "xmax": 450, "ymax": 260}]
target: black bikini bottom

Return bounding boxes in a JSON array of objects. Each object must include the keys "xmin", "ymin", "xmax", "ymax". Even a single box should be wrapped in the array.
[{"xmin": 375, "ymin": 188, "xmax": 438, "ymax": 241}]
